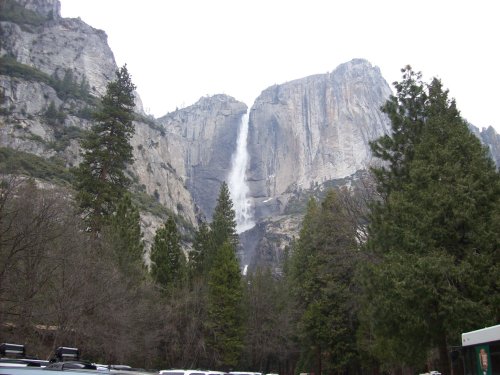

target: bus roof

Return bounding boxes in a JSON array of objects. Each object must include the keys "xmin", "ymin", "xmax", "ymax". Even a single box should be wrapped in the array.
[{"xmin": 462, "ymin": 324, "xmax": 500, "ymax": 347}]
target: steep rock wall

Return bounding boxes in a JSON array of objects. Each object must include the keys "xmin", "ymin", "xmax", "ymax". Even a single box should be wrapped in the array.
[
  {"xmin": 158, "ymin": 95, "xmax": 247, "ymax": 218},
  {"xmin": 469, "ymin": 125, "xmax": 500, "ymax": 167},
  {"xmin": 0, "ymin": 0, "xmax": 197, "ymax": 234},
  {"xmin": 247, "ymin": 59, "xmax": 392, "ymax": 210},
  {"xmin": 1, "ymin": 12, "xmax": 115, "ymax": 98}
]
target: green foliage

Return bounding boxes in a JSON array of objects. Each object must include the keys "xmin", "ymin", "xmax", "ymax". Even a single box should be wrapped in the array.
[
  {"xmin": 75, "ymin": 105, "xmax": 95, "ymax": 120},
  {"xmin": 0, "ymin": 56, "xmax": 52, "ymax": 83},
  {"xmin": 150, "ymin": 217, "xmax": 186, "ymax": 291},
  {"xmin": 47, "ymin": 126, "xmax": 86, "ymax": 152},
  {"xmin": 0, "ymin": 56, "xmax": 95, "ymax": 104},
  {"xmin": 289, "ymin": 191, "xmax": 360, "ymax": 374},
  {"xmin": 0, "ymin": 0, "xmax": 48, "ymax": 26},
  {"xmin": 106, "ymin": 193, "xmax": 145, "ymax": 276},
  {"xmin": 51, "ymin": 69, "xmax": 94, "ymax": 102},
  {"xmin": 241, "ymin": 267, "xmax": 294, "ymax": 373},
  {"xmin": 44, "ymin": 100, "xmax": 66, "ymax": 128},
  {"xmin": 361, "ymin": 66, "xmax": 500, "ymax": 371},
  {"xmin": 188, "ymin": 222, "xmax": 211, "ymax": 279},
  {"xmin": 72, "ymin": 65, "xmax": 136, "ymax": 232},
  {"xmin": 0, "ymin": 147, "xmax": 72, "ymax": 184},
  {"xmin": 132, "ymin": 190, "xmax": 171, "ymax": 218},
  {"xmin": 135, "ymin": 113, "xmax": 166, "ymax": 136},
  {"xmin": 209, "ymin": 182, "xmax": 238, "ymax": 258},
  {"xmin": 189, "ymin": 182, "xmax": 238, "ymax": 283},
  {"xmin": 44, "ymin": 100, "xmax": 58, "ymax": 122},
  {"xmin": 183, "ymin": 183, "xmax": 246, "ymax": 369},
  {"xmin": 206, "ymin": 240, "xmax": 244, "ymax": 369},
  {"xmin": 129, "ymin": 190, "xmax": 195, "ymax": 243}
]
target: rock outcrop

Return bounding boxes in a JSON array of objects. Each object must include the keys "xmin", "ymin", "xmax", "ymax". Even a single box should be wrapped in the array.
[
  {"xmin": 12, "ymin": 0, "xmax": 60, "ymax": 19},
  {"xmin": 1, "ymin": 3, "xmax": 115, "ymax": 97},
  {"xmin": 480, "ymin": 126, "xmax": 500, "ymax": 167},
  {"xmin": 0, "ymin": 0, "xmax": 197, "ymax": 241},
  {"xmin": 247, "ymin": 59, "xmax": 392, "ymax": 220},
  {"xmin": 469, "ymin": 125, "xmax": 500, "ymax": 167},
  {"xmin": 157, "ymin": 95, "xmax": 247, "ymax": 218}
]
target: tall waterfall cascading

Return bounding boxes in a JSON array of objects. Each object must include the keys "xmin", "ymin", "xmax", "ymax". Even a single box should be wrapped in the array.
[{"xmin": 228, "ymin": 112, "xmax": 254, "ymax": 233}]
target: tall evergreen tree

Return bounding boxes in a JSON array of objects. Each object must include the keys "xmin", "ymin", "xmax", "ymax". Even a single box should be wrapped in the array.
[
  {"xmin": 210, "ymin": 181, "xmax": 238, "ymax": 251},
  {"xmin": 206, "ymin": 240, "xmax": 244, "ymax": 369},
  {"xmin": 289, "ymin": 191, "xmax": 359, "ymax": 375},
  {"xmin": 189, "ymin": 181, "xmax": 239, "ymax": 281},
  {"xmin": 201, "ymin": 182, "xmax": 244, "ymax": 369},
  {"xmin": 151, "ymin": 216, "xmax": 186, "ymax": 291},
  {"xmin": 361, "ymin": 67, "xmax": 500, "ymax": 373},
  {"xmin": 73, "ymin": 65, "xmax": 136, "ymax": 232},
  {"xmin": 106, "ymin": 193, "xmax": 144, "ymax": 275},
  {"xmin": 242, "ymin": 266, "xmax": 295, "ymax": 373},
  {"xmin": 188, "ymin": 222, "xmax": 211, "ymax": 280}
]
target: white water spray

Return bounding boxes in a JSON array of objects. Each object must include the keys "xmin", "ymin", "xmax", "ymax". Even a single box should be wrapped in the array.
[{"xmin": 228, "ymin": 112, "xmax": 255, "ymax": 233}]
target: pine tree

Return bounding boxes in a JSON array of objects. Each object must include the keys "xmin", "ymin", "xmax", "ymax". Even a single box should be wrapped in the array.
[
  {"xmin": 206, "ymin": 240, "xmax": 244, "ymax": 369},
  {"xmin": 73, "ymin": 65, "xmax": 136, "ymax": 232},
  {"xmin": 188, "ymin": 222, "xmax": 211, "ymax": 280},
  {"xmin": 106, "ymin": 193, "xmax": 144, "ymax": 275},
  {"xmin": 151, "ymin": 216, "xmax": 186, "ymax": 291},
  {"xmin": 289, "ymin": 191, "xmax": 359, "ymax": 374},
  {"xmin": 201, "ymin": 182, "xmax": 245, "ymax": 369},
  {"xmin": 191, "ymin": 181, "xmax": 239, "ymax": 280},
  {"xmin": 361, "ymin": 67, "xmax": 500, "ymax": 372},
  {"xmin": 210, "ymin": 181, "xmax": 238, "ymax": 252}
]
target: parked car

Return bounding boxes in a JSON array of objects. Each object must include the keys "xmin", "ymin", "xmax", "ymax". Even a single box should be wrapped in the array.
[
  {"xmin": 0, "ymin": 367, "xmax": 100, "ymax": 375},
  {"xmin": 0, "ymin": 343, "xmax": 49, "ymax": 368},
  {"xmin": 161, "ymin": 370, "xmax": 206, "ymax": 375}
]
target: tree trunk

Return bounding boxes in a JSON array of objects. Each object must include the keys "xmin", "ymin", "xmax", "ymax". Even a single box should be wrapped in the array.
[
  {"xmin": 437, "ymin": 335, "xmax": 451, "ymax": 375},
  {"xmin": 316, "ymin": 345, "xmax": 322, "ymax": 375}
]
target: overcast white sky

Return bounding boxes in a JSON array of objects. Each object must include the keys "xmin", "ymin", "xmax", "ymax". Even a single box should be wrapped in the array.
[{"xmin": 60, "ymin": 0, "xmax": 499, "ymax": 132}]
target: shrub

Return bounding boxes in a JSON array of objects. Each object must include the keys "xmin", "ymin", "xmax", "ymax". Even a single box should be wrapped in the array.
[{"xmin": 0, "ymin": 147, "xmax": 72, "ymax": 184}]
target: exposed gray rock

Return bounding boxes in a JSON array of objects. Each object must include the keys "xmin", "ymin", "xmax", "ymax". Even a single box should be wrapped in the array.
[
  {"xmin": 239, "ymin": 214, "xmax": 302, "ymax": 274},
  {"xmin": 158, "ymin": 94, "xmax": 247, "ymax": 218},
  {"xmin": 15, "ymin": 0, "xmax": 61, "ymax": 19},
  {"xmin": 0, "ymin": 0, "xmax": 196, "ymax": 247},
  {"xmin": 469, "ymin": 124, "xmax": 500, "ymax": 167},
  {"xmin": 247, "ymin": 59, "xmax": 392, "ymax": 220},
  {"xmin": 132, "ymin": 122, "xmax": 198, "ymax": 226},
  {"xmin": 1, "ymin": 19, "xmax": 115, "ymax": 99}
]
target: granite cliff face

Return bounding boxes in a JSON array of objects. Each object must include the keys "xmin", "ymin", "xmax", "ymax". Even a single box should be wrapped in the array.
[
  {"xmin": 0, "ymin": 0, "xmax": 196, "ymax": 240},
  {"xmin": 11, "ymin": 0, "xmax": 60, "ymax": 20},
  {"xmin": 157, "ymin": 95, "xmax": 247, "ymax": 218},
  {"xmin": 1, "ymin": 1, "xmax": 116, "ymax": 97},
  {"xmin": 469, "ymin": 125, "xmax": 500, "ymax": 167},
  {"xmin": 247, "ymin": 59, "xmax": 392, "ymax": 220}
]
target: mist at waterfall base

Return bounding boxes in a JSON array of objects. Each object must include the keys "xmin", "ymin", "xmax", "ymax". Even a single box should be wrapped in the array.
[{"xmin": 228, "ymin": 112, "xmax": 255, "ymax": 234}]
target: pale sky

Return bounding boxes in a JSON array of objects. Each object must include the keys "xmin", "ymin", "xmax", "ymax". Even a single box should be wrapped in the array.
[{"xmin": 60, "ymin": 0, "xmax": 499, "ymax": 132}]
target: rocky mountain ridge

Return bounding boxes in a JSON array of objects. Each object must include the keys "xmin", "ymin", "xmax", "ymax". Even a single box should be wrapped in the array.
[{"xmin": 1, "ymin": 0, "xmax": 499, "ymax": 268}]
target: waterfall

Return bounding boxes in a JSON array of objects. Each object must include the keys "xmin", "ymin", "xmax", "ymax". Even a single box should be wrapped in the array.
[{"xmin": 228, "ymin": 111, "xmax": 254, "ymax": 233}]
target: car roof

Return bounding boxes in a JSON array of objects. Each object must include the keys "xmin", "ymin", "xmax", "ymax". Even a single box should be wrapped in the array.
[{"xmin": 0, "ymin": 366, "xmax": 100, "ymax": 375}]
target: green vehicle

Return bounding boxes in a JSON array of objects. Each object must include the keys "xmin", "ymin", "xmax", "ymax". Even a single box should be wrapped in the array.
[{"xmin": 461, "ymin": 325, "xmax": 500, "ymax": 375}]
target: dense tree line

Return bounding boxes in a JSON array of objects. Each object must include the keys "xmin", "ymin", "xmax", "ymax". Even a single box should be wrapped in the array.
[{"xmin": 0, "ymin": 65, "xmax": 498, "ymax": 375}]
